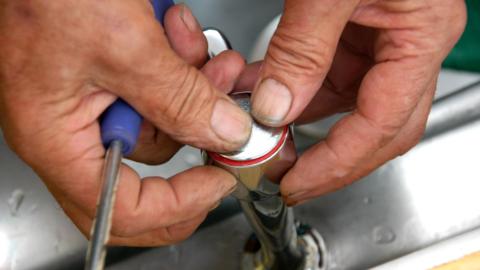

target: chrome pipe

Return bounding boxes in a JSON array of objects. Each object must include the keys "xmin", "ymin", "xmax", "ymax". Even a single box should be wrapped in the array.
[
  {"xmin": 424, "ymin": 80, "xmax": 480, "ymax": 139},
  {"xmin": 203, "ymin": 30, "xmax": 324, "ymax": 270},
  {"xmin": 204, "ymin": 93, "xmax": 308, "ymax": 270}
]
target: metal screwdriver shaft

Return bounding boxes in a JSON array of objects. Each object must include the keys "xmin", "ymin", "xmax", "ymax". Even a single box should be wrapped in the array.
[{"xmin": 85, "ymin": 140, "xmax": 123, "ymax": 270}]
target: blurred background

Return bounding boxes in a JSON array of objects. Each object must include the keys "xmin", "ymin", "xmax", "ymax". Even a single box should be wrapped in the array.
[{"xmin": 0, "ymin": 0, "xmax": 479, "ymax": 269}]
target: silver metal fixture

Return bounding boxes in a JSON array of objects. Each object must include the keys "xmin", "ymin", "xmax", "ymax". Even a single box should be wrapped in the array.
[
  {"xmin": 204, "ymin": 29, "xmax": 325, "ymax": 270},
  {"xmin": 203, "ymin": 28, "xmax": 232, "ymax": 58},
  {"xmin": 204, "ymin": 93, "xmax": 325, "ymax": 270},
  {"xmin": 424, "ymin": 80, "xmax": 480, "ymax": 139}
]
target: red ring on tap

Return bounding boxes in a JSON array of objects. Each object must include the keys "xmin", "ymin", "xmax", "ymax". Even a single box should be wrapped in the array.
[{"xmin": 207, "ymin": 126, "xmax": 289, "ymax": 167}]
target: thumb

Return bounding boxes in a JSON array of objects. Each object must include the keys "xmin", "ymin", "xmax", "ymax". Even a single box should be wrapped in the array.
[
  {"xmin": 251, "ymin": 0, "xmax": 358, "ymax": 126},
  {"xmin": 97, "ymin": 12, "xmax": 252, "ymax": 152}
]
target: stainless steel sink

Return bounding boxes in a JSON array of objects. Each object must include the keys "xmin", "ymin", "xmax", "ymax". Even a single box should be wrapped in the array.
[{"xmin": 1, "ymin": 0, "xmax": 480, "ymax": 269}]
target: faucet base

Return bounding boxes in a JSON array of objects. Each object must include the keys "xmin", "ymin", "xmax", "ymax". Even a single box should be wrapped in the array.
[{"xmin": 241, "ymin": 223, "xmax": 327, "ymax": 270}]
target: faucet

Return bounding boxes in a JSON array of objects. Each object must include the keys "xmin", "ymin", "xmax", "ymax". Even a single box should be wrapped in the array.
[
  {"xmin": 203, "ymin": 29, "xmax": 325, "ymax": 270},
  {"xmin": 204, "ymin": 93, "xmax": 325, "ymax": 270}
]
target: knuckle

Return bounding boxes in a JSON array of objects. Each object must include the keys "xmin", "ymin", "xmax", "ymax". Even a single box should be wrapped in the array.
[
  {"xmin": 164, "ymin": 226, "xmax": 190, "ymax": 244},
  {"xmin": 398, "ymin": 123, "xmax": 426, "ymax": 156},
  {"xmin": 411, "ymin": 123, "xmax": 426, "ymax": 145},
  {"xmin": 324, "ymin": 140, "xmax": 351, "ymax": 179},
  {"xmin": 433, "ymin": 0, "xmax": 467, "ymax": 51},
  {"xmin": 159, "ymin": 66, "xmax": 213, "ymax": 135},
  {"xmin": 377, "ymin": 123, "xmax": 401, "ymax": 144},
  {"xmin": 110, "ymin": 223, "xmax": 134, "ymax": 238},
  {"xmin": 267, "ymin": 27, "xmax": 333, "ymax": 78},
  {"xmin": 450, "ymin": 0, "xmax": 467, "ymax": 40},
  {"xmin": 110, "ymin": 210, "xmax": 141, "ymax": 238},
  {"xmin": 358, "ymin": 112, "xmax": 400, "ymax": 147}
]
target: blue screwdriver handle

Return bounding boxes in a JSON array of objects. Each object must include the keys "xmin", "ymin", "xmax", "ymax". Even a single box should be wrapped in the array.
[
  {"xmin": 151, "ymin": 0, "xmax": 175, "ymax": 21},
  {"xmin": 100, "ymin": 0, "xmax": 175, "ymax": 156}
]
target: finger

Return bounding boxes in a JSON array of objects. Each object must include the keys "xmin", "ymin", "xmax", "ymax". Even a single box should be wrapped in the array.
[
  {"xmin": 234, "ymin": 61, "xmax": 262, "ymax": 91},
  {"xmin": 164, "ymin": 4, "xmax": 208, "ymax": 67},
  {"xmin": 127, "ymin": 49, "xmax": 246, "ymax": 165},
  {"xmin": 294, "ymin": 84, "xmax": 356, "ymax": 124},
  {"xmin": 284, "ymin": 79, "xmax": 436, "ymax": 205},
  {"xmin": 127, "ymin": 120, "xmax": 182, "ymax": 165},
  {"xmin": 128, "ymin": 4, "xmax": 208, "ymax": 164},
  {"xmin": 244, "ymin": 25, "xmax": 374, "ymax": 124},
  {"xmin": 49, "ymin": 153, "xmax": 236, "ymax": 238},
  {"xmin": 201, "ymin": 50, "xmax": 245, "ymax": 93},
  {"xmin": 96, "ymin": 6, "xmax": 251, "ymax": 153},
  {"xmin": 128, "ymin": 51, "xmax": 246, "ymax": 165},
  {"xmin": 110, "ymin": 211, "xmax": 209, "ymax": 246},
  {"xmin": 63, "ymin": 196, "xmax": 208, "ymax": 246},
  {"xmin": 281, "ymin": 58, "xmax": 438, "ymax": 202},
  {"xmin": 250, "ymin": 0, "xmax": 358, "ymax": 127},
  {"xmin": 296, "ymin": 25, "xmax": 375, "ymax": 123},
  {"xmin": 109, "ymin": 165, "xmax": 236, "ymax": 237}
]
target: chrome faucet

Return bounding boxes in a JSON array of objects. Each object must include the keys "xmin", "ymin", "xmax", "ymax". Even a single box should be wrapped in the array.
[
  {"xmin": 203, "ymin": 29, "xmax": 325, "ymax": 270},
  {"xmin": 204, "ymin": 92, "xmax": 325, "ymax": 270}
]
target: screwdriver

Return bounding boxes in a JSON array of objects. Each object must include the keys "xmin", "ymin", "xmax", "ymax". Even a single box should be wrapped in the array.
[{"xmin": 84, "ymin": 1, "xmax": 174, "ymax": 270}]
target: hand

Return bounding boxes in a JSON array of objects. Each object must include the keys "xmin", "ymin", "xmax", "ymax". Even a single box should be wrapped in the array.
[
  {"xmin": 245, "ymin": 0, "xmax": 466, "ymax": 204},
  {"xmin": 0, "ymin": 2, "xmax": 249, "ymax": 246}
]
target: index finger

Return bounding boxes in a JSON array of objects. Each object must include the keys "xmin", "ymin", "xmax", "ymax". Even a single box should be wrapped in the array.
[{"xmin": 43, "ymin": 142, "xmax": 236, "ymax": 240}]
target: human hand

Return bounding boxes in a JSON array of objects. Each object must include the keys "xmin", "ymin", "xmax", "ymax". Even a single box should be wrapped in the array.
[
  {"xmin": 245, "ymin": 0, "xmax": 466, "ymax": 204},
  {"xmin": 0, "ymin": 2, "xmax": 249, "ymax": 246}
]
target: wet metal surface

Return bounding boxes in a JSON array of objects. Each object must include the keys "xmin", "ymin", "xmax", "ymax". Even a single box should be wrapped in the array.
[{"xmin": 0, "ymin": 137, "xmax": 86, "ymax": 270}]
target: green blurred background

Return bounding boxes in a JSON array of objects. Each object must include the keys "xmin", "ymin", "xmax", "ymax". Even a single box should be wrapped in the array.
[{"xmin": 443, "ymin": 0, "xmax": 480, "ymax": 72}]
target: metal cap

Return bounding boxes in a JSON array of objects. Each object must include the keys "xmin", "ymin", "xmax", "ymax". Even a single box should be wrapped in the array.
[
  {"xmin": 203, "ymin": 28, "xmax": 232, "ymax": 58},
  {"xmin": 209, "ymin": 93, "xmax": 288, "ymax": 166}
]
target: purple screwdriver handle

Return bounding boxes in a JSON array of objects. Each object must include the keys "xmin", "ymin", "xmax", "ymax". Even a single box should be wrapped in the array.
[
  {"xmin": 100, "ymin": 0, "xmax": 175, "ymax": 156},
  {"xmin": 151, "ymin": 0, "xmax": 175, "ymax": 22}
]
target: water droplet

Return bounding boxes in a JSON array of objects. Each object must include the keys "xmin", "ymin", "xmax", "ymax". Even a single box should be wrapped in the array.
[
  {"xmin": 54, "ymin": 230, "xmax": 62, "ymax": 253},
  {"xmin": 7, "ymin": 189, "xmax": 25, "ymax": 216},
  {"xmin": 363, "ymin": 197, "xmax": 371, "ymax": 204},
  {"xmin": 169, "ymin": 245, "xmax": 181, "ymax": 265},
  {"xmin": 29, "ymin": 204, "xmax": 38, "ymax": 214},
  {"xmin": 54, "ymin": 241, "xmax": 60, "ymax": 253},
  {"xmin": 372, "ymin": 226, "xmax": 396, "ymax": 244}
]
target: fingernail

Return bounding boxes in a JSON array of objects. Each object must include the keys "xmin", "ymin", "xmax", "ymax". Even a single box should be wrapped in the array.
[
  {"xmin": 211, "ymin": 99, "xmax": 252, "ymax": 147},
  {"xmin": 251, "ymin": 78, "xmax": 292, "ymax": 125},
  {"xmin": 286, "ymin": 190, "xmax": 309, "ymax": 202},
  {"xmin": 220, "ymin": 174, "xmax": 238, "ymax": 198},
  {"xmin": 224, "ymin": 181, "xmax": 238, "ymax": 198},
  {"xmin": 180, "ymin": 4, "xmax": 200, "ymax": 32},
  {"xmin": 283, "ymin": 191, "xmax": 309, "ymax": 206}
]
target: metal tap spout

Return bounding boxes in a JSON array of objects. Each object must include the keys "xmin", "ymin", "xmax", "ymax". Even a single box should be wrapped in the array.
[{"xmin": 205, "ymin": 93, "xmax": 324, "ymax": 270}]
